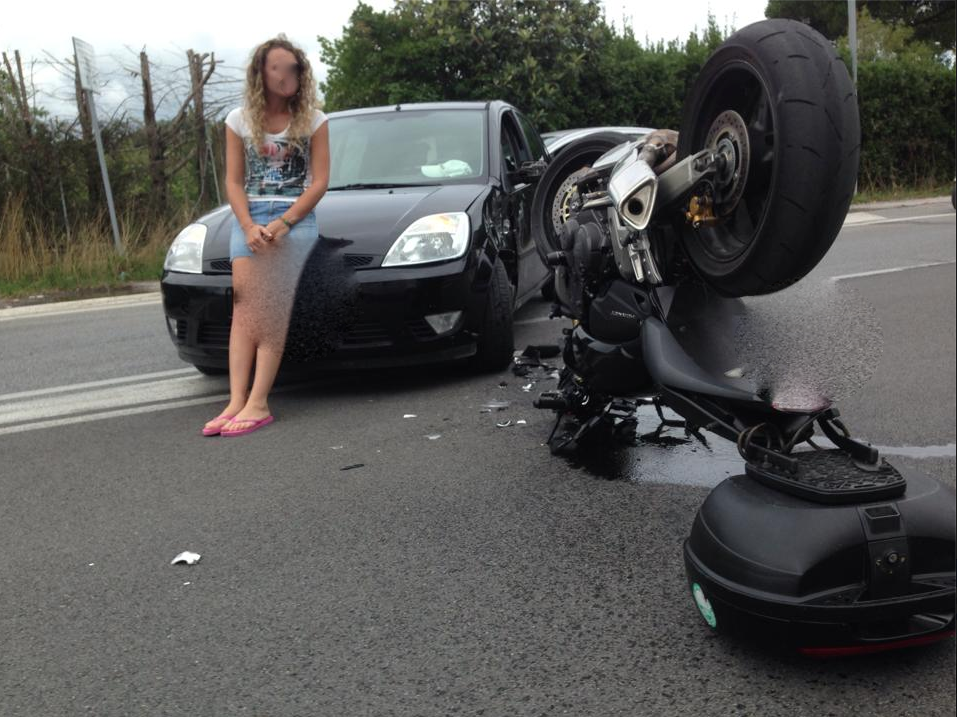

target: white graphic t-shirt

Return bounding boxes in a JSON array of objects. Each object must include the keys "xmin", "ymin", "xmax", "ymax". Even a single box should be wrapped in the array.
[{"xmin": 225, "ymin": 107, "xmax": 328, "ymax": 200}]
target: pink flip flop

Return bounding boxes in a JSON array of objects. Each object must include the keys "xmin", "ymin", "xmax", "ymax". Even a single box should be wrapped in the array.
[
  {"xmin": 220, "ymin": 415, "xmax": 274, "ymax": 437},
  {"xmin": 202, "ymin": 414, "xmax": 236, "ymax": 437}
]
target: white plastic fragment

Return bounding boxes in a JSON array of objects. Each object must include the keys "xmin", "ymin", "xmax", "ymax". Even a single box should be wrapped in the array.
[
  {"xmin": 403, "ymin": 414, "xmax": 417, "ymax": 418},
  {"xmin": 171, "ymin": 551, "xmax": 201, "ymax": 566},
  {"xmin": 522, "ymin": 383, "xmax": 534, "ymax": 392},
  {"xmin": 496, "ymin": 420, "xmax": 512, "ymax": 428},
  {"xmin": 516, "ymin": 420, "xmax": 527, "ymax": 425},
  {"xmin": 482, "ymin": 400, "xmax": 510, "ymax": 411},
  {"xmin": 426, "ymin": 434, "xmax": 442, "ymax": 440},
  {"xmin": 724, "ymin": 367, "xmax": 745, "ymax": 378}
]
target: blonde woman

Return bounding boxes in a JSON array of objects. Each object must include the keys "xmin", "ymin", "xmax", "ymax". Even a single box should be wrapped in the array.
[{"xmin": 202, "ymin": 35, "xmax": 329, "ymax": 437}]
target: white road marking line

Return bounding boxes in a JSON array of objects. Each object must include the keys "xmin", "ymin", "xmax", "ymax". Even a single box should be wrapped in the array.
[
  {"xmin": 0, "ymin": 375, "xmax": 314, "ymax": 437},
  {"xmin": 842, "ymin": 212, "xmax": 955, "ymax": 228},
  {"xmin": 801, "ymin": 436, "xmax": 956, "ymax": 458},
  {"xmin": 0, "ymin": 394, "xmax": 231, "ymax": 437},
  {"xmin": 0, "ymin": 368, "xmax": 196, "ymax": 403},
  {"xmin": 843, "ymin": 212, "xmax": 885, "ymax": 225},
  {"xmin": 830, "ymin": 260, "xmax": 955, "ymax": 282},
  {"xmin": 0, "ymin": 293, "xmax": 162, "ymax": 322},
  {"xmin": 0, "ymin": 375, "xmax": 226, "ymax": 427}
]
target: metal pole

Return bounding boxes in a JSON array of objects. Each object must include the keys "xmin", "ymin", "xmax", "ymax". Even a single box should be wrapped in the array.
[
  {"xmin": 59, "ymin": 177, "xmax": 71, "ymax": 244},
  {"xmin": 85, "ymin": 88, "xmax": 123, "ymax": 255},
  {"xmin": 847, "ymin": 0, "xmax": 858, "ymax": 86},
  {"xmin": 207, "ymin": 133, "xmax": 222, "ymax": 205}
]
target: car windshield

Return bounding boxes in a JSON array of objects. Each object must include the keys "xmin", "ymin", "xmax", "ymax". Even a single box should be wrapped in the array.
[{"xmin": 328, "ymin": 110, "xmax": 486, "ymax": 189}]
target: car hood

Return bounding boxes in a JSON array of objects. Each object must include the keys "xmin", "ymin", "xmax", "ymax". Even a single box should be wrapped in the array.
[{"xmin": 200, "ymin": 184, "xmax": 487, "ymax": 260}]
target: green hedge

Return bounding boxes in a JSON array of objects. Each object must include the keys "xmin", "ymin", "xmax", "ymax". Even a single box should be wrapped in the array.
[{"xmin": 856, "ymin": 58, "xmax": 956, "ymax": 189}]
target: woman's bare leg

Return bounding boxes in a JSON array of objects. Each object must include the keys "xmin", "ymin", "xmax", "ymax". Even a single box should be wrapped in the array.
[
  {"xmin": 223, "ymin": 241, "xmax": 302, "ymax": 427},
  {"xmin": 204, "ymin": 257, "xmax": 255, "ymax": 431}
]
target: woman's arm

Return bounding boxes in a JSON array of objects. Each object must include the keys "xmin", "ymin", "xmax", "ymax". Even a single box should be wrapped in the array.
[
  {"xmin": 271, "ymin": 121, "xmax": 330, "ymax": 230},
  {"xmin": 224, "ymin": 126, "xmax": 253, "ymax": 229}
]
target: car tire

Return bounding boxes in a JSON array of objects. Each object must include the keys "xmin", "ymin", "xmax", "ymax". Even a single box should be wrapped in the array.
[
  {"xmin": 530, "ymin": 132, "xmax": 632, "ymax": 264},
  {"xmin": 470, "ymin": 257, "xmax": 515, "ymax": 372},
  {"xmin": 195, "ymin": 364, "xmax": 228, "ymax": 376}
]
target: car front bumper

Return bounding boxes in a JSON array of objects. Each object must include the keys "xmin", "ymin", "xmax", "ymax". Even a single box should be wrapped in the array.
[{"xmin": 161, "ymin": 259, "xmax": 489, "ymax": 371}]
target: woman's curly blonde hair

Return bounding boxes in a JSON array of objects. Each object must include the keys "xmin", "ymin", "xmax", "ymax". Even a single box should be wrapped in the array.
[{"xmin": 243, "ymin": 35, "xmax": 319, "ymax": 154}]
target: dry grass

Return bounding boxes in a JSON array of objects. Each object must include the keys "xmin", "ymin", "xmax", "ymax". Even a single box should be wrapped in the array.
[{"xmin": 0, "ymin": 194, "xmax": 188, "ymax": 298}]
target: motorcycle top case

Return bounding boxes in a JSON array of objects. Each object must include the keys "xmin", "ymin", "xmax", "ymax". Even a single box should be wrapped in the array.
[{"xmin": 683, "ymin": 461, "xmax": 956, "ymax": 656}]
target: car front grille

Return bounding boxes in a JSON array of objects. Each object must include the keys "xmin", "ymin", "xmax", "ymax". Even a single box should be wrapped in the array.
[
  {"xmin": 209, "ymin": 259, "xmax": 233, "ymax": 273},
  {"xmin": 197, "ymin": 323, "xmax": 231, "ymax": 347},
  {"xmin": 406, "ymin": 319, "xmax": 437, "ymax": 341},
  {"xmin": 341, "ymin": 321, "xmax": 391, "ymax": 347},
  {"xmin": 344, "ymin": 254, "xmax": 376, "ymax": 268},
  {"xmin": 204, "ymin": 254, "xmax": 376, "ymax": 275},
  {"xmin": 181, "ymin": 316, "xmax": 442, "ymax": 352}
]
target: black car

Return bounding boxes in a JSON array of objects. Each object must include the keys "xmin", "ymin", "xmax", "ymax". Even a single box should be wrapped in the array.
[{"xmin": 161, "ymin": 101, "xmax": 552, "ymax": 373}]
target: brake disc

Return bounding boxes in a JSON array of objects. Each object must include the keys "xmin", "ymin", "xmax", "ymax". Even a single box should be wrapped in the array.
[
  {"xmin": 704, "ymin": 110, "xmax": 750, "ymax": 215},
  {"xmin": 551, "ymin": 167, "xmax": 593, "ymax": 236}
]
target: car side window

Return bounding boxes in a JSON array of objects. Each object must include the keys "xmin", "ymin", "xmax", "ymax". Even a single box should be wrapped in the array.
[
  {"xmin": 500, "ymin": 123, "xmax": 519, "ymax": 174},
  {"xmin": 515, "ymin": 112, "xmax": 547, "ymax": 161},
  {"xmin": 501, "ymin": 113, "xmax": 530, "ymax": 177}
]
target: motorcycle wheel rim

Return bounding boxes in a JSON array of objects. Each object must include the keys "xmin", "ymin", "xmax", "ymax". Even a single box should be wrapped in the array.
[{"xmin": 688, "ymin": 61, "xmax": 776, "ymax": 266}]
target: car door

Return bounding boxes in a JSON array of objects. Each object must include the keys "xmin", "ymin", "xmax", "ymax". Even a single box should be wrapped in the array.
[
  {"xmin": 499, "ymin": 111, "xmax": 537, "ymax": 301},
  {"xmin": 514, "ymin": 110, "xmax": 551, "ymax": 294}
]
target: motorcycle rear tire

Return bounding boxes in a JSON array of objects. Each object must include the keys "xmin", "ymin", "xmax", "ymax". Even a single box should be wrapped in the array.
[{"xmin": 676, "ymin": 19, "xmax": 859, "ymax": 296}]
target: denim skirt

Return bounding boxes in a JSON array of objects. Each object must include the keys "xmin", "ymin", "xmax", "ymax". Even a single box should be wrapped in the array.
[{"xmin": 229, "ymin": 200, "xmax": 319, "ymax": 261}]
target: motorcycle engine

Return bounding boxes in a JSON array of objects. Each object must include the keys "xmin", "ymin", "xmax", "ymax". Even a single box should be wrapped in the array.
[{"xmin": 554, "ymin": 209, "xmax": 617, "ymax": 319}]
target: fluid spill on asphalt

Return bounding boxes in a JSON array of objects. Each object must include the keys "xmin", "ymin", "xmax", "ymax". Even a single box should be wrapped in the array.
[{"xmin": 558, "ymin": 404, "xmax": 746, "ymax": 488}]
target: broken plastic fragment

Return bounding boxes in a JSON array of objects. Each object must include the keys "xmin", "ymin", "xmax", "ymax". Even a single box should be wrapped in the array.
[
  {"xmin": 724, "ymin": 367, "xmax": 745, "ymax": 379},
  {"xmin": 403, "ymin": 414, "xmax": 417, "ymax": 418},
  {"xmin": 482, "ymin": 400, "xmax": 510, "ymax": 411},
  {"xmin": 522, "ymin": 383, "xmax": 534, "ymax": 392},
  {"xmin": 426, "ymin": 434, "xmax": 442, "ymax": 440},
  {"xmin": 516, "ymin": 420, "xmax": 527, "ymax": 425},
  {"xmin": 171, "ymin": 551, "xmax": 201, "ymax": 566},
  {"xmin": 496, "ymin": 420, "xmax": 512, "ymax": 428}
]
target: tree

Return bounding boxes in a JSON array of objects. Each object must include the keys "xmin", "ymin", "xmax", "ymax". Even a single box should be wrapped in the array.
[
  {"xmin": 319, "ymin": 0, "xmax": 610, "ymax": 130},
  {"xmin": 765, "ymin": 1, "xmax": 955, "ymax": 55}
]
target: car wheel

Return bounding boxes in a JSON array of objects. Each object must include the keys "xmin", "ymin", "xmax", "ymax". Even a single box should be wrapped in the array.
[
  {"xmin": 195, "ymin": 364, "xmax": 228, "ymax": 376},
  {"xmin": 470, "ymin": 257, "xmax": 515, "ymax": 372}
]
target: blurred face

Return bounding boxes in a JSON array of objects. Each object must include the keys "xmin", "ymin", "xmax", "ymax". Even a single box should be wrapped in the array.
[{"xmin": 263, "ymin": 47, "xmax": 300, "ymax": 99}]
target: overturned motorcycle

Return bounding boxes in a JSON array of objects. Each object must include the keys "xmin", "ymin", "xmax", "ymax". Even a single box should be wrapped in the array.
[{"xmin": 530, "ymin": 19, "xmax": 955, "ymax": 656}]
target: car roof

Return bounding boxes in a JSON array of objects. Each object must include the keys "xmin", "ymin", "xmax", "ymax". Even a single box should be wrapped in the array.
[{"xmin": 327, "ymin": 101, "xmax": 506, "ymax": 118}]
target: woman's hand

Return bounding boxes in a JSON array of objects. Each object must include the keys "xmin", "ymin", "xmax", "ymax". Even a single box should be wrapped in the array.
[
  {"xmin": 244, "ymin": 224, "xmax": 274, "ymax": 253},
  {"xmin": 264, "ymin": 218, "xmax": 292, "ymax": 243}
]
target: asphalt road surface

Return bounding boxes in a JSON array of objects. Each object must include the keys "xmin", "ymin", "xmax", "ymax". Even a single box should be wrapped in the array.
[{"xmin": 1, "ymin": 201, "xmax": 954, "ymax": 716}]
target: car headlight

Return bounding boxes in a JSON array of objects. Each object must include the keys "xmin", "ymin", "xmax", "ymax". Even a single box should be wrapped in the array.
[
  {"xmin": 382, "ymin": 213, "xmax": 470, "ymax": 267},
  {"xmin": 164, "ymin": 223, "xmax": 207, "ymax": 273}
]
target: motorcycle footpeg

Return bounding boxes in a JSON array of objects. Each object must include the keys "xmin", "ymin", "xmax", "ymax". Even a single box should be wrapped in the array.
[
  {"xmin": 534, "ymin": 391, "xmax": 567, "ymax": 411},
  {"xmin": 545, "ymin": 251, "xmax": 568, "ymax": 267}
]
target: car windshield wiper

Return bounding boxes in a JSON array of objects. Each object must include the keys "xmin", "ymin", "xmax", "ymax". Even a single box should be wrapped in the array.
[{"xmin": 327, "ymin": 182, "xmax": 435, "ymax": 190}]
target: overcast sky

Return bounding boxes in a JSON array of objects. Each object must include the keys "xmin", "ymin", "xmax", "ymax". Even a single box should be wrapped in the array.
[{"xmin": 2, "ymin": 0, "xmax": 769, "ymax": 119}]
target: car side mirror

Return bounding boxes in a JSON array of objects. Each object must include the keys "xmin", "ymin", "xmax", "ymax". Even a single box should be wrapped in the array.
[{"xmin": 510, "ymin": 160, "xmax": 547, "ymax": 183}]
